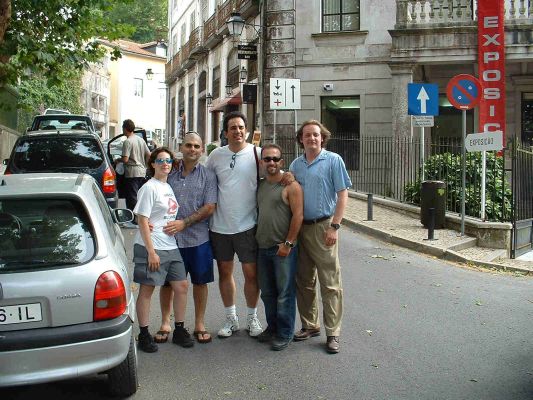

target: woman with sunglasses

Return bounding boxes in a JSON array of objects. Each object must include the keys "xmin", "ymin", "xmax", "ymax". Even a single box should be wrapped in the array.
[{"xmin": 132, "ymin": 147, "xmax": 194, "ymax": 352}]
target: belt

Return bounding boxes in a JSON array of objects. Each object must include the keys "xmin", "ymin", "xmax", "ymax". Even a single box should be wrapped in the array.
[{"xmin": 303, "ymin": 215, "xmax": 331, "ymax": 225}]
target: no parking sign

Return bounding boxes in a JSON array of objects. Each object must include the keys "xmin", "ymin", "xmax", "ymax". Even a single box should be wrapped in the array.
[{"xmin": 446, "ymin": 74, "xmax": 482, "ymax": 110}]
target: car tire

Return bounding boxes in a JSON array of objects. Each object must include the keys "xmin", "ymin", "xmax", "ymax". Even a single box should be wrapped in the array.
[{"xmin": 107, "ymin": 333, "xmax": 138, "ymax": 397}]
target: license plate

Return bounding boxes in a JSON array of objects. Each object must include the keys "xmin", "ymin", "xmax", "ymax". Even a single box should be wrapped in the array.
[{"xmin": 0, "ymin": 303, "xmax": 42, "ymax": 325}]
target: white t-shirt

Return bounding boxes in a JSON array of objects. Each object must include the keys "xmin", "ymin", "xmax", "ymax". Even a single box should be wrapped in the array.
[
  {"xmin": 133, "ymin": 178, "xmax": 179, "ymax": 250},
  {"xmin": 206, "ymin": 143, "xmax": 261, "ymax": 234}
]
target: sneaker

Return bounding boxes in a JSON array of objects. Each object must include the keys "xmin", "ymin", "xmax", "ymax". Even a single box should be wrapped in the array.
[
  {"xmin": 172, "ymin": 326, "xmax": 194, "ymax": 348},
  {"xmin": 257, "ymin": 328, "xmax": 274, "ymax": 343},
  {"xmin": 246, "ymin": 315, "xmax": 263, "ymax": 337},
  {"xmin": 271, "ymin": 336, "xmax": 292, "ymax": 351},
  {"xmin": 217, "ymin": 315, "xmax": 239, "ymax": 338},
  {"xmin": 138, "ymin": 332, "xmax": 158, "ymax": 353},
  {"xmin": 121, "ymin": 221, "xmax": 138, "ymax": 229}
]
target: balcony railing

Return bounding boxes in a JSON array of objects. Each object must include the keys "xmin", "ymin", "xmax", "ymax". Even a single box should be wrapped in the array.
[
  {"xmin": 396, "ymin": 0, "xmax": 532, "ymax": 28},
  {"xmin": 204, "ymin": 13, "xmax": 217, "ymax": 41},
  {"xmin": 217, "ymin": 0, "xmax": 234, "ymax": 31}
]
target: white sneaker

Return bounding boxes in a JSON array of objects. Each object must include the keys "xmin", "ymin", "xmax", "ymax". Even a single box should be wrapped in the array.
[
  {"xmin": 121, "ymin": 221, "xmax": 138, "ymax": 229},
  {"xmin": 217, "ymin": 315, "xmax": 239, "ymax": 338},
  {"xmin": 246, "ymin": 315, "xmax": 263, "ymax": 337}
]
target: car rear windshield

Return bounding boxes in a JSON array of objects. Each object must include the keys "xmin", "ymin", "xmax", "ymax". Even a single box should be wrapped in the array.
[
  {"xmin": 0, "ymin": 199, "xmax": 96, "ymax": 273},
  {"xmin": 33, "ymin": 116, "xmax": 91, "ymax": 131},
  {"xmin": 12, "ymin": 137, "xmax": 104, "ymax": 172}
]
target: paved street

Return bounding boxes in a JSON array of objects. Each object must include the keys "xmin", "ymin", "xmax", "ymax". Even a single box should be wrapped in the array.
[{"xmin": 2, "ymin": 226, "xmax": 532, "ymax": 400}]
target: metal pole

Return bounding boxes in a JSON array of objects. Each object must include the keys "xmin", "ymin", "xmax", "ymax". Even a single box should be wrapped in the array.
[
  {"xmin": 481, "ymin": 150, "xmax": 487, "ymax": 221},
  {"xmin": 273, "ymin": 109, "xmax": 277, "ymax": 144},
  {"xmin": 421, "ymin": 126, "xmax": 425, "ymax": 182},
  {"xmin": 294, "ymin": 110, "xmax": 298, "ymax": 159},
  {"xmin": 366, "ymin": 193, "xmax": 374, "ymax": 221},
  {"xmin": 461, "ymin": 109, "xmax": 466, "ymax": 236},
  {"xmin": 427, "ymin": 207, "xmax": 435, "ymax": 240}
]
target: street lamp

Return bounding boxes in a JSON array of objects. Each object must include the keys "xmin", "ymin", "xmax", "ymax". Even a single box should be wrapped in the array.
[
  {"xmin": 227, "ymin": 12, "xmax": 246, "ymax": 37},
  {"xmin": 240, "ymin": 66, "xmax": 248, "ymax": 83},
  {"xmin": 206, "ymin": 93, "xmax": 213, "ymax": 106},
  {"xmin": 146, "ymin": 68, "xmax": 155, "ymax": 80},
  {"xmin": 225, "ymin": 83, "xmax": 233, "ymax": 97}
]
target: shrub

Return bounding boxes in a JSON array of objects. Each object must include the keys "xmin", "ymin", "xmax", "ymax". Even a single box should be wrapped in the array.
[
  {"xmin": 206, "ymin": 142, "xmax": 218, "ymax": 156},
  {"xmin": 404, "ymin": 152, "xmax": 512, "ymax": 221}
]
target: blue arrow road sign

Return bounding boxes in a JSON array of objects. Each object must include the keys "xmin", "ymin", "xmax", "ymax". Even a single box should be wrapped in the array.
[{"xmin": 408, "ymin": 83, "xmax": 439, "ymax": 116}]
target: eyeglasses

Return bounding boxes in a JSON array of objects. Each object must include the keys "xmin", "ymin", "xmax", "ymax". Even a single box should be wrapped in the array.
[
  {"xmin": 154, "ymin": 158, "xmax": 173, "ymax": 164},
  {"xmin": 262, "ymin": 156, "xmax": 282, "ymax": 163},
  {"xmin": 230, "ymin": 153, "xmax": 237, "ymax": 169},
  {"xmin": 184, "ymin": 143, "xmax": 201, "ymax": 149}
]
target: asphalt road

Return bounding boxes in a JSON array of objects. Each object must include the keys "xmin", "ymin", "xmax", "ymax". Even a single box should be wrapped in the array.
[{"xmin": 3, "ymin": 226, "xmax": 532, "ymax": 400}]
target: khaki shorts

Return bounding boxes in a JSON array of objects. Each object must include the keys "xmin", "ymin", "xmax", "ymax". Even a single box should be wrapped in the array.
[{"xmin": 209, "ymin": 227, "xmax": 257, "ymax": 264}]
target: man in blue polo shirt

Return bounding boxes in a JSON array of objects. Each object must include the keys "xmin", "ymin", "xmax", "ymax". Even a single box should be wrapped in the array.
[
  {"xmin": 157, "ymin": 132, "xmax": 217, "ymax": 344},
  {"xmin": 289, "ymin": 120, "xmax": 352, "ymax": 354}
]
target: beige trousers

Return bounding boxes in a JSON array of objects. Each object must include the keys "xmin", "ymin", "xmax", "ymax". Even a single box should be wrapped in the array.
[{"xmin": 296, "ymin": 219, "xmax": 343, "ymax": 337}]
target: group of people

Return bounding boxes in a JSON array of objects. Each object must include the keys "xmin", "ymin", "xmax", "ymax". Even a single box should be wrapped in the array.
[{"xmin": 119, "ymin": 111, "xmax": 351, "ymax": 355}]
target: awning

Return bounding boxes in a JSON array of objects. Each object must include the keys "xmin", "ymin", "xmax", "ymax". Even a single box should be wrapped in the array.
[{"xmin": 210, "ymin": 89, "xmax": 241, "ymax": 112}]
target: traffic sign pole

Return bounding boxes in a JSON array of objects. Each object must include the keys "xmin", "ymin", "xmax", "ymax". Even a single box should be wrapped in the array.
[
  {"xmin": 460, "ymin": 111, "xmax": 466, "ymax": 236},
  {"xmin": 421, "ymin": 127, "xmax": 425, "ymax": 182},
  {"xmin": 481, "ymin": 151, "xmax": 486, "ymax": 221}
]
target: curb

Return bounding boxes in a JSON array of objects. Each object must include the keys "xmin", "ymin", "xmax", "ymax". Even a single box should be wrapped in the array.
[{"xmin": 342, "ymin": 218, "xmax": 532, "ymax": 275}]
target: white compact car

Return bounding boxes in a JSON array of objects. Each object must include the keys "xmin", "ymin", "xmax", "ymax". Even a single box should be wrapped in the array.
[{"xmin": 0, "ymin": 173, "xmax": 137, "ymax": 397}]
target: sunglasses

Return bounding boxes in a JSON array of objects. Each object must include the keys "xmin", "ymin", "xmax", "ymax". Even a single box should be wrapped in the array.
[
  {"xmin": 262, "ymin": 156, "xmax": 282, "ymax": 163},
  {"xmin": 154, "ymin": 158, "xmax": 173, "ymax": 164},
  {"xmin": 230, "ymin": 153, "xmax": 237, "ymax": 169},
  {"xmin": 184, "ymin": 143, "xmax": 201, "ymax": 149}
]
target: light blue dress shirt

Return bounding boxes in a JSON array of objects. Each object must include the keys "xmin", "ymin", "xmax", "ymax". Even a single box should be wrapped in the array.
[{"xmin": 289, "ymin": 149, "xmax": 352, "ymax": 220}]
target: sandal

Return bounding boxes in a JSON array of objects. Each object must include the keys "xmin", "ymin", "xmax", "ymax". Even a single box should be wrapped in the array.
[
  {"xmin": 193, "ymin": 330, "xmax": 212, "ymax": 344},
  {"xmin": 153, "ymin": 330, "xmax": 170, "ymax": 343}
]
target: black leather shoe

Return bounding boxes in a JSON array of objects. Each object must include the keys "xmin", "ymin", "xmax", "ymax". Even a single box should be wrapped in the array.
[
  {"xmin": 326, "ymin": 336, "xmax": 340, "ymax": 354},
  {"xmin": 172, "ymin": 326, "xmax": 194, "ymax": 348},
  {"xmin": 138, "ymin": 333, "xmax": 158, "ymax": 353},
  {"xmin": 271, "ymin": 337, "xmax": 292, "ymax": 351},
  {"xmin": 257, "ymin": 329, "xmax": 274, "ymax": 343},
  {"xmin": 293, "ymin": 328, "xmax": 320, "ymax": 341}
]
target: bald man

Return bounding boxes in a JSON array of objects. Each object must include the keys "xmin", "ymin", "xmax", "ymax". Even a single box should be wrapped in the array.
[{"xmin": 156, "ymin": 132, "xmax": 218, "ymax": 344}]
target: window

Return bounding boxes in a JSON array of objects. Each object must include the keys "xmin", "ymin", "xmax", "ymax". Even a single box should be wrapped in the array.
[
  {"xmin": 433, "ymin": 95, "xmax": 474, "ymax": 141},
  {"xmin": 212, "ymin": 66, "xmax": 220, "ymax": 99},
  {"xmin": 188, "ymin": 83, "xmax": 195, "ymax": 131},
  {"xmin": 322, "ymin": 0, "xmax": 360, "ymax": 32},
  {"xmin": 226, "ymin": 49, "xmax": 239, "ymax": 90},
  {"xmin": 522, "ymin": 93, "xmax": 533, "ymax": 146},
  {"xmin": 134, "ymin": 78, "xmax": 143, "ymax": 97},
  {"xmin": 321, "ymin": 96, "xmax": 360, "ymax": 170},
  {"xmin": 190, "ymin": 12, "xmax": 196, "ymax": 31},
  {"xmin": 172, "ymin": 33, "xmax": 178, "ymax": 54},
  {"xmin": 180, "ymin": 24, "xmax": 186, "ymax": 47}
]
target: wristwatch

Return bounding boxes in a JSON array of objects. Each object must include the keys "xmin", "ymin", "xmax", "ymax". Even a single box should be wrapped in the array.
[
  {"xmin": 284, "ymin": 240, "xmax": 295, "ymax": 248},
  {"xmin": 330, "ymin": 223, "xmax": 341, "ymax": 230}
]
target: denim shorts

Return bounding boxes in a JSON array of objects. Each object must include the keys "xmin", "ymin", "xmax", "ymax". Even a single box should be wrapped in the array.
[
  {"xmin": 179, "ymin": 241, "xmax": 214, "ymax": 285},
  {"xmin": 209, "ymin": 226, "xmax": 258, "ymax": 263},
  {"xmin": 133, "ymin": 244, "xmax": 186, "ymax": 286}
]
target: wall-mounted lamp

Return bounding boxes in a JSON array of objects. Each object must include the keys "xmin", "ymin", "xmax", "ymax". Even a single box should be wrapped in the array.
[
  {"xmin": 225, "ymin": 83, "xmax": 233, "ymax": 97},
  {"xmin": 226, "ymin": 12, "xmax": 261, "ymax": 39},
  {"xmin": 146, "ymin": 68, "xmax": 154, "ymax": 80},
  {"xmin": 240, "ymin": 66, "xmax": 248, "ymax": 83},
  {"xmin": 206, "ymin": 93, "xmax": 213, "ymax": 106}
]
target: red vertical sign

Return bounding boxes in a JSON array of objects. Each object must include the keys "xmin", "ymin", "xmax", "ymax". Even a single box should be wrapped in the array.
[{"xmin": 478, "ymin": 0, "xmax": 505, "ymax": 144}]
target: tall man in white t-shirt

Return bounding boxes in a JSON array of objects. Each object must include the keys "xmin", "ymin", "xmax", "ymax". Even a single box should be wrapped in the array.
[{"xmin": 206, "ymin": 111, "xmax": 263, "ymax": 338}]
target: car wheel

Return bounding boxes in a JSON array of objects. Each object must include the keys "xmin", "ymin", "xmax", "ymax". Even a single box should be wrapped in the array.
[{"xmin": 108, "ymin": 333, "xmax": 138, "ymax": 397}]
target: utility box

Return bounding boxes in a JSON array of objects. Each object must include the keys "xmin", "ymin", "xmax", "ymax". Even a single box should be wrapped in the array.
[{"xmin": 420, "ymin": 181, "xmax": 446, "ymax": 229}]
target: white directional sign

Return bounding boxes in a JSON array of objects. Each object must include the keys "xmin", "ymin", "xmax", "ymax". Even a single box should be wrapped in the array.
[
  {"xmin": 270, "ymin": 78, "xmax": 301, "ymax": 110},
  {"xmin": 412, "ymin": 116, "xmax": 434, "ymax": 127},
  {"xmin": 465, "ymin": 131, "xmax": 504, "ymax": 152}
]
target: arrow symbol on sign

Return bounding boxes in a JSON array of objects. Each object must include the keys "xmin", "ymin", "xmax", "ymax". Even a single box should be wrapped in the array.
[
  {"xmin": 291, "ymin": 85, "xmax": 295, "ymax": 102},
  {"xmin": 275, "ymin": 80, "xmax": 280, "ymax": 90},
  {"xmin": 417, "ymin": 87, "xmax": 429, "ymax": 114}
]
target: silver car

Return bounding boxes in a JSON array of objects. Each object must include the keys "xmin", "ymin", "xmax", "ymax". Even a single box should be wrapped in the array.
[{"xmin": 0, "ymin": 173, "xmax": 137, "ymax": 397}]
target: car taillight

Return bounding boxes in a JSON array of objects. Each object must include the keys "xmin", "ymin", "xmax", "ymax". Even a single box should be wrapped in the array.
[
  {"xmin": 4, "ymin": 165, "xmax": 11, "ymax": 175},
  {"xmin": 93, "ymin": 271, "xmax": 127, "ymax": 321},
  {"xmin": 102, "ymin": 167, "xmax": 116, "ymax": 193}
]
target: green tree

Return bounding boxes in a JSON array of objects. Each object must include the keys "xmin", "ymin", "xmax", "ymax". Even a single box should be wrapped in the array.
[
  {"xmin": 106, "ymin": 0, "xmax": 168, "ymax": 43},
  {"xmin": 16, "ymin": 69, "xmax": 83, "ymax": 132},
  {"xmin": 0, "ymin": 0, "xmax": 132, "ymax": 87}
]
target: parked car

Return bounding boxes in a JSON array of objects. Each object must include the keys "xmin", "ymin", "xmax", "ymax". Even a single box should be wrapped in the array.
[
  {"xmin": 3, "ymin": 130, "xmax": 118, "ymax": 208},
  {"xmin": 0, "ymin": 173, "xmax": 137, "ymax": 397},
  {"xmin": 28, "ymin": 114, "xmax": 98, "ymax": 135}
]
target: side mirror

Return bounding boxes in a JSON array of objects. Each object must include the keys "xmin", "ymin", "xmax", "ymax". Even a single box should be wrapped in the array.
[
  {"xmin": 2, "ymin": 159, "xmax": 7, "ymax": 166},
  {"xmin": 113, "ymin": 208, "xmax": 134, "ymax": 223}
]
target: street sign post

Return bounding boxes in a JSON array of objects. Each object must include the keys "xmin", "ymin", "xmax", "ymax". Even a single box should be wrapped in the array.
[
  {"xmin": 412, "ymin": 116, "xmax": 434, "ymax": 127},
  {"xmin": 465, "ymin": 131, "xmax": 504, "ymax": 152},
  {"xmin": 408, "ymin": 83, "xmax": 439, "ymax": 182},
  {"xmin": 446, "ymin": 74, "xmax": 483, "ymax": 231},
  {"xmin": 407, "ymin": 83, "xmax": 439, "ymax": 116},
  {"xmin": 269, "ymin": 78, "xmax": 301, "ymax": 110}
]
